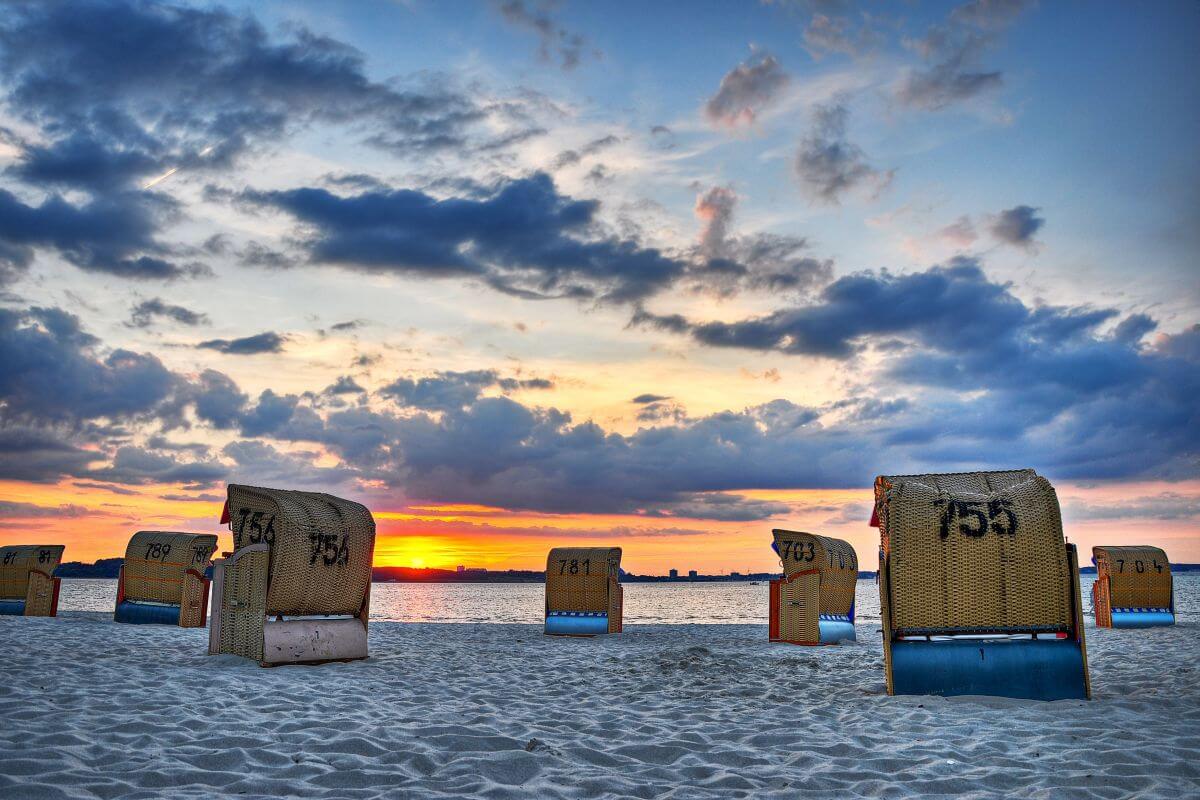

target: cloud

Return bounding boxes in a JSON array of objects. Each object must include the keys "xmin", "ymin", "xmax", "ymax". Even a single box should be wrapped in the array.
[
  {"xmin": 896, "ymin": 0, "xmax": 1032, "ymax": 110},
  {"xmin": 0, "ymin": 1, "xmax": 530, "ymax": 285},
  {"xmin": 692, "ymin": 186, "xmax": 834, "ymax": 293},
  {"xmin": 0, "ymin": 306, "xmax": 180, "ymax": 424},
  {"xmin": 128, "ymin": 298, "xmax": 210, "ymax": 328},
  {"xmin": 86, "ymin": 445, "xmax": 227, "ymax": 488},
  {"xmin": 794, "ymin": 102, "xmax": 893, "ymax": 204},
  {"xmin": 0, "ymin": 500, "xmax": 91, "ymax": 518},
  {"xmin": 1061, "ymin": 493, "xmax": 1200, "ymax": 523},
  {"xmin": 632, "ymin": 394, "xmax": 671, "ymax": 404},
  {"xmin": 552, "ymin": 135, "xmax": 620, "ymax": 170},
  {"xmin": 196, "ymin": 332, "xmax": 286, "ymax": 355},
  {"xmin": 380, "ymin": 369, "xmax": 552, "ymax": 412},
  {"xmin": 704, "ymin": 53, "xmax": 790, "ymax": 128},
  {"xmin": 803, "ymin": 13, "xmax": 880, "ymax": 59},
  {"xmin": 496, "ymin": 0, "xmax": 598, "ymax": 70},
  {"xmin": 988, "ymin": 204, "xmax": 1044, "ymax": 248},
  {"xmin": 0, "ymin": 188, "xmax": 202, "ymax": 284},
  {"xmin": 241, "ymin": 173, "xmax": 688, "ymax": 304}
]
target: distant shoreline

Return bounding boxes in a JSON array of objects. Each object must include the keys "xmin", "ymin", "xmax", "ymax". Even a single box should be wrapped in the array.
[{"xmin": 50, "ymin": 559, "xmax": 1200, "ymax": 581}]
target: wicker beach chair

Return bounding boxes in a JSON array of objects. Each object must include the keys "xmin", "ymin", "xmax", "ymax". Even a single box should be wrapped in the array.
[
  {"xmin": 769, "ymin": 530, "xmax": 857, "ymax": 645},
  {"xmin": 1092, "ymin": 546, "xmax": 1174, "ymax": 628},
  {"xmin": 0, "ymin": 545, "xmax": 64, "ymax": 617},
  {"xmin": 545, "ymin": 547, "xmax": 622, "ymax": 636},
  {"xmin": 114, "ymin": 532, "xmax": 218, "ymax": 626},
  {"xmin": 207, "ymin": 485, "xmax": 376, "ymax": 666},
  {"xmin": 873, "ymin": 469, "xmax": 1091, "ymax": 700}
]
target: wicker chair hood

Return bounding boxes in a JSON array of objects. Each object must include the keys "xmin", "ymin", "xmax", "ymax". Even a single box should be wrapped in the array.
[
  {"xmin": 545, "ymin": 547, "xmax": 621, "ymax": 614},
  {"xmin": 0, "ymin": 545, "xmax": 64, "ymax": 601},
  {"xmin": 225, "ymin": 484, "xmax": 376, "ymax": 617},
  {"xmin": 1093, "ymin": 545, "xmax": 1172, "ymax": 610},
  {"xmin": 771, "ymin": 529, "xmax": 858, "ymax": 617},
  {"xmin": 876, "ymin": 470, "xmax": 1072, "ymax": 634},
  {"xmin": 122, "ymin": 532, "xmax": 218, "ymax": 605}
]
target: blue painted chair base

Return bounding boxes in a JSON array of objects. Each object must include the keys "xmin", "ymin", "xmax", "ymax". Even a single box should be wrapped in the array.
[
  {"xmin": 114, "ymin": 600, "xmax": 182, "ymax": 625},
  {"xmin": 819, "ymin": 618, "xmax": 856, "ymax": 644},
  {"xmin": 545, "ymin": 612, "xmax": 609, "ymax": 636},
  {"xmin": 1110, "ymin": 610, "xmax": 1174, "ymax": 628},
  {"xmin": 0, "ymin": 600, "xmax": 26, "ymax": 616},
  {"xmin": 890, "ymin": 639, "xmax": 1088, "ymax": 700}
]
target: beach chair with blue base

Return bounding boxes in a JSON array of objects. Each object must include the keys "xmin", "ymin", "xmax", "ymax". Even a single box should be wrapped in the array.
[
  {"xmin": 769, "ymin": 530, "xmax": 857, "ymax": 645},
  {"xmin": 208, "ymin": 485, "xmax": 376, "ymax": 666},
  {"xmin": 114, "ymin": 532, "xmax": 218, "ymax": 626},
  {"xmin": 0, "ymin": 545, "xmax": 64, "ymax": 617},
  {"xmin": 874, "ymin": 469, "xmax": 1091, "ymax": 701},
  {"xmin": 1092, "ymin": 545, "xmax": 1174, "ymax": 628},
  {"xmin": 545, "ymin": 547, "xmax": 622, "ymax": 636}
]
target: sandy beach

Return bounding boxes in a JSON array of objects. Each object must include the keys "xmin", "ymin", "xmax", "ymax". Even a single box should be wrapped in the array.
[{"xmin": 2, "ymin": 613, "xmax": 1197, "ymax": 799}]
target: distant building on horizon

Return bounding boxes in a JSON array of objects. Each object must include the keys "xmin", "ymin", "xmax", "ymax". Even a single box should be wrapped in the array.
[
  {"xmin": 669, "ymin": 568, "xmax": 678, "ymax": 579},
  {"xmin": 456, "ymin": 565, "xmax": 465, "ymax": 573},
  {"xmin": 688, "ymin": 569, "xmax": 698, "ymax": 579}
]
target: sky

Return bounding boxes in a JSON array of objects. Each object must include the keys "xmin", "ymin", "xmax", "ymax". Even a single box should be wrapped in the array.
[{"xmin": 0, "ymin": 0, "xmax": 1197, "ymax": 574}]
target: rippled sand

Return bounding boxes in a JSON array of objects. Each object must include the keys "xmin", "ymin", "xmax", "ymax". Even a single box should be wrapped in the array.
[{"xmin": 1, "ymin": 614, "xmax": 1197, "ymax": 798}]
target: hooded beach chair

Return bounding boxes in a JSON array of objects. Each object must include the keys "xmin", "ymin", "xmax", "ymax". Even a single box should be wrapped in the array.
[
  {"xmin": 768, "ymin": 530, "xmax": 857, "ymax": 645},
  {"xmin": 873, "ymin": 469, "xmax": 1091, "ymax": 700},
  {"xmin": 208, "ymin": 485, "xmax": 376, "ymax": 666},
  {"xmin": 1092, "ymin": 546, "xmax": 1174, "ymax": 628},
  {"xmin": 545, "ymin": 547, "xmax": 622, "ymax": 636},
  {"xmin": 0, "ymin": 545, "xmax": 64, "ymax": 617},
  {"xmin": 114, "ymin": 532, "xmax": 218, "ymax": 626}
]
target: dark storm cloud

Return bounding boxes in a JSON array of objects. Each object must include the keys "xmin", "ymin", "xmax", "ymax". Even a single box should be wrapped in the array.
[
  {"xmin": 496, "ymin": 0, "xmax": 598, "ymax": 71},
  {"xmin": 989, "ymin": 204, "xmax": 1044, "ymax": 247},
  {"xmin": 128, "ymin": 298, "xmax": 210, "ymax": 328},
  {"xmin": 0, "ymin": 307, "xmax": 180, "ymax": 424},
  {"xmin": 0, "ymin": 0, "xmax": 525, "ymax": 285},
  {"xmin": 0, "ymin": 188, "xmax": 200, "ymax": 284},
  {"xmin": 632, "ymin": 394, "xmax": 671, "ymax": 404},
  {"xmin": 196, "ymin": 332, "xmax": 287, "ymax": 355},
  {"xmin": 897, "ymin": 0, "xmax": 1032, "ymax": 110},
  {"xmin": 86, "ymin": 445, "xmax": 227, "ymax": 487},
  {"xmin": 704, "ymin": 53, "xmax": 790, "ymax": 128},
  {"xmin": 241, "ymin": 173, "xmax": 688, "ymax": 304},
  {"xmin": 0, "ymin": 0, "xmax": 493, "ymax": 180},
  {"xmin": 794, "ymin": 102, "xmax": 893, "ymax": 204}
]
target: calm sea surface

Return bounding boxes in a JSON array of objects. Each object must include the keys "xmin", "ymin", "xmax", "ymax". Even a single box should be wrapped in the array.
[{"xmin": 55, "ymin": 574, "xmax": 1200, "ymax": 625}]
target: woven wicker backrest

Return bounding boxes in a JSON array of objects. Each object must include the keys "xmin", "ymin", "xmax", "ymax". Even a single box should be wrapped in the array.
[
  {"xmin": 122, "ymin": 532, "xmax": 218, "ymax": 604},
  {"xmin": 1094, "ymin": 546, "xmax": 1171, "ymax": 609},
  {"xmin": 225, "ymin": 485, "xmax": 376, "ymax": 616},
  {"xmin": 0, "ymin": 545, "xmax": 64, "ymax": 600},
  {"xmin": 545, "ymin": 547, "xmax": 621, "ymax": 613},
  {"xmin": 772, "ymin": 530, "xmax": 858, "ymax": 616},
  {"xmin": 877, "ymin": 471, "xmax": 1072, "ymax": 633}
]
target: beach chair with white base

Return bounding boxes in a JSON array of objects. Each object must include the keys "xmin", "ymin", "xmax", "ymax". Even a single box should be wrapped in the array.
[
  {"xmin": 114, "ymin": 532, "xmax": 218, "ymax": 626},
  {"xmin": 0, "ymin": 545, "xmax": 64, "ymax": 617},
  {"xmin": 769, "ymin": 530, "xmax": 857, "ymax": 645},
  {"xmin": 208, "ymin": 485, "xmax": 376, "ymax": 666},
  {"xmin": 1092, "ymin": 545, "xmax": 1174, "ymax": 628},
  {"xmin": 545, "ymin": 547, "xmax": 622, "ymax": 636},
  {"xmin": 873, "ymin": 469, "xmax": 1091, "ymax": 700}
]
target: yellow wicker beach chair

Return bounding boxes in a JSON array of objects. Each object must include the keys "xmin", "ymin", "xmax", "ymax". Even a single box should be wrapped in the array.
[
  {"xmin": 114, "ymin": 532, "xmax": 218, "ymax": 626},
  {"xmin": 208, "ymin": 485, "xmax": 376, "ymax": 666},
  {"xmin": 873, "ymin": 469, "xmax": 1091, "ymax": 700},
  {"xmin": 769, "ymin": 530, "xmax": 857, "ymax": 645},
  {"xmin": 545, "ymin": 547, "xmax": 622, "ymax": 635},
  {"xmin": 1092, "ymin": 545, "xmax": 1174, "ymax": 628},
  {"xmin": 0, "ymin": 545, "xmax": 64, "ymax": 617}
]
